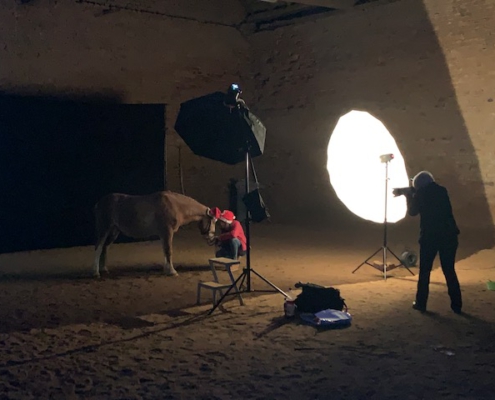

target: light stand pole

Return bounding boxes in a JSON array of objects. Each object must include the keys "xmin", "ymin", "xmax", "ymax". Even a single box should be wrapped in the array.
[
  {"xmin": 244, "ymin": 150, "xmax": 252, "ymax": 291},
  {"xmin": 208, "ymin": 151, "xmax": 289, "ymax": 315},
  {"xmin": 352, "ymin": 156, "xmax": 415, "ymax": 280}
]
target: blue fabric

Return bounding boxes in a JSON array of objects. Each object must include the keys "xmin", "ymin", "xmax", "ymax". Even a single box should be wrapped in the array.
[{"xmin": 300, "ymin": 309, "xmax": 352, "ymax": 329}]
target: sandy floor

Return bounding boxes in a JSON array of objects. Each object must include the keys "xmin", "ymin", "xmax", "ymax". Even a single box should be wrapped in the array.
[{"xmin": 0, "ymin": 221, "xmax": 494, "ymax": 399}]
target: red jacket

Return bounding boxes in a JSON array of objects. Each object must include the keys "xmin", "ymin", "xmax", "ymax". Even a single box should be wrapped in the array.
[{"xmin": 218, "ymin": 220, "xmax": 247, "ymax": 251}]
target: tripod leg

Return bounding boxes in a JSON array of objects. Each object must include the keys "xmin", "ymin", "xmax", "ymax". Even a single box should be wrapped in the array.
[
  {"xmin": 388, "ymin": 247, "xmax": 415, "ymax": 276},
  {"xmin": 387, "ymin": 247, "xmax": 403, "ymax": 263},
  {"xmin": 238, "ymin": 270, "xmax": 247, "ymax": 291},
  {"xmin": 352, "ymin": 247, "xmax": 382, "ymax": 274},
  {"xmin": 250, "ymin": 268, "xmax": 289, "ymax": 298},
  {"xmin": 230, "ymin": 274, "xmax": 245, "ymax": 306},
  {"xmin": 208, "ymin": 271, "xmax": 246, "ymax": 315},
  {"xmin": 383, "ymin": 246, "xmax": 387, "ymax": 280}
]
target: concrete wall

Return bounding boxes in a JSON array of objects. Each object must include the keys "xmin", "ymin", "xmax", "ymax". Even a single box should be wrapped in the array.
[
  {"xmin": 247, "ymin": 0, "xmax": 495, "ymax": 234},
  {"xmin": 0, "ymin": 0, "xmax": 250, "ymax": 209},
  {"xmin": 1, "ymin": 0, "xmax": 494, "ymax": 235}
]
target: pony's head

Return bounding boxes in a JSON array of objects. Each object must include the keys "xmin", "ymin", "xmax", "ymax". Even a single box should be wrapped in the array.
[{"xmin": 198, "ymin": 207, "xmax": 219, "ymax": 242}]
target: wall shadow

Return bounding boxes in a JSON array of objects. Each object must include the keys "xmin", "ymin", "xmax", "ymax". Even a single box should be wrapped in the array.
[{"xmin": 246, "ymin": 0, "xmax": 494, "ymax": 256}]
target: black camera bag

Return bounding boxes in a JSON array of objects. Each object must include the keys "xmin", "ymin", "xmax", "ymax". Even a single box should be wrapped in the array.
[{"xmin": 294, "ymin": 282, "xmax": 347, "ymax": 313}]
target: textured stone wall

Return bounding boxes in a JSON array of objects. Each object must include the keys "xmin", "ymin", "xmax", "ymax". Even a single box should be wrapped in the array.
[
  {"xmin": 247, "ymin": 0, "xmax": 495, "ymax": 232},
  {"xmin": 1, "ymin": 0, "xmax": 494, "ymax": 233},
  {"xmin": 0, "ymin": 0, "xmax": 250, "ymax": 209}
]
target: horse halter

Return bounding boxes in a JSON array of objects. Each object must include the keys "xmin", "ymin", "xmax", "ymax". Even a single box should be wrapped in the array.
[{"xmin": 200, "ymin": 208, "xmax": 217, "ymax": 237}]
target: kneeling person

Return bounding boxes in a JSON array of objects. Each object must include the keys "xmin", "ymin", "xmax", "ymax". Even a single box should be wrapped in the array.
[{"xmin": 215, "ymin": 210, "xmax": 247, "ymax": 260}]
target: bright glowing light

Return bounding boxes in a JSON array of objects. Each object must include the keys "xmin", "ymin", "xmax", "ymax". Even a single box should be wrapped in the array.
[{"xmin": 327, "ymin": 110, "xmax": 410, "ymax": 223}]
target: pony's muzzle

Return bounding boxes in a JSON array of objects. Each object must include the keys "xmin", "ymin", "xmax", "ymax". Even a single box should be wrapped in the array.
[
  {"xmin": 205, "ymin": 233, "xmax": 215, "ymax": 240},
  {"xmin": 205, "ymin": 234, "xmax": 216, "ymax": 246}
]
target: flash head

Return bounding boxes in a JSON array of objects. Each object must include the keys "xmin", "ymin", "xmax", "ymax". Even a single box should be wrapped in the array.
[
  {"xmin": 224, "ymin": 83, "xmax": 246, "ymax": 110},
  {"xmin": 228, "ymin": 83, "xmax": 241, "ymax": 94},
  {"xmin": 379, "ymin": 153, "xmax": 394, "ymax": 163}
]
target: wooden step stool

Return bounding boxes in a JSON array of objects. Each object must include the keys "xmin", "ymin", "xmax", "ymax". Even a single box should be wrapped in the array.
[{"xmin": 197, "ymin": 257, "xmax": 244, "ymax": 306}]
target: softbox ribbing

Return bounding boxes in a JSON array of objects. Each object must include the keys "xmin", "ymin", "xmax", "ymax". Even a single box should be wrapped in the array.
[{"xmin": 174, "ymin": 92, "xmax": 266, "ymax": 165}]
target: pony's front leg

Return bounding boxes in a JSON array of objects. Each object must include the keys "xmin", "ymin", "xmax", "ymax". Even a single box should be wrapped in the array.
[{"xmin": 160, "ymin": 228, "xmax": 178, "ymax": 276}]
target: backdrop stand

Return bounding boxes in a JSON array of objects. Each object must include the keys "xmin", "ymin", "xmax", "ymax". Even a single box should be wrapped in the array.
[
  {"xmin": 208, "ymin": 151, "xmax": 289, "ymax": 315},
  {"xmin": 352, "ymin": 157, "xmax": 415, "ymax": 280}
]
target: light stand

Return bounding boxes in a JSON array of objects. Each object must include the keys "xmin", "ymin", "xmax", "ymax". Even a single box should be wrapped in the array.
[
  {"xmin": 208, "ymin": 151, "xmax": 289, "ymax": 315},
  {"xmin": 352, "ymin": 155, "xmax": 415, "ymax": 280}
]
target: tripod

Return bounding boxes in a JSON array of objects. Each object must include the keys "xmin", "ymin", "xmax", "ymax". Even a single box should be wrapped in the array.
[
  {"xmin": 208, "ymin": 151, "xmax": 289, "ymax": 315},
  {"xmin": 352, "ymin": 158, "xmax": 415, "ymax": 280}
]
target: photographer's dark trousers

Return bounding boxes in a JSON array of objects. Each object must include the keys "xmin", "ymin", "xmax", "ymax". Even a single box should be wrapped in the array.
[{"xmin": 416, "ymin": 238, "xmax": 462, "ymax": 311}]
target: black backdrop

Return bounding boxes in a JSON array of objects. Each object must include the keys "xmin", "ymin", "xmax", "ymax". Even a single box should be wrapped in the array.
[{"xmin": 0, "ymin": 95, "xmax": 165, "ymax": 253}]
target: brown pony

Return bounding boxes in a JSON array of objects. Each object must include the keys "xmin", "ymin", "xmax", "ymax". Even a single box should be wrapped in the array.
[{"xmin": 93, "ymin": 191, "xmax": 218, "ymax": 278}]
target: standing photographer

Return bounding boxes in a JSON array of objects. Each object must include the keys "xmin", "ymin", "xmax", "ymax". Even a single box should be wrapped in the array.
[{"xmin": 399, "ymin": 171, "xmax": 462, "ymax": 314}]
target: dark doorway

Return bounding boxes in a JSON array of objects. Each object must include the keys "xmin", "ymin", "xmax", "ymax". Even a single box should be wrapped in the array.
[{"xmin": 0, "ymin": 95, "xmax": 165, "ymax": 253}]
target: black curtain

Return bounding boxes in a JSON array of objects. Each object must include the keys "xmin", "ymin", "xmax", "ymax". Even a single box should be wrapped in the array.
[{"xmin": 0, "ymin": 95, "xmax": 165, "ymax": 253}]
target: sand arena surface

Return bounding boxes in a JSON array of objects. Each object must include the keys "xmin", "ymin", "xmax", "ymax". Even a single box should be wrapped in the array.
[{"xmin": 0, "ymin": 222, "xmax": 494, "ymax": 399}]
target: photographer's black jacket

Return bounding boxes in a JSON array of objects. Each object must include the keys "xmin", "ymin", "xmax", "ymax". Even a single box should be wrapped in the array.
[{"xmin": 407, "ymin": 182, "xmax": 460, "ymax": 243}]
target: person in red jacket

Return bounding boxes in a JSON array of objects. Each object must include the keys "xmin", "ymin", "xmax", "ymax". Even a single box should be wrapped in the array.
[{"xmin": 214, "ymin": 210, "xmax": 247, "ymax": 260}]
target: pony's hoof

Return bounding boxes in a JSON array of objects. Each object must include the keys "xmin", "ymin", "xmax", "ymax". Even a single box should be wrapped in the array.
[
  {"xmin": 93, "ymin": 273, "xmax": 101, "ymax": 279},
  {"xmin": 165, "ymin": 270, "xmax": 179, "ymax": 277}
]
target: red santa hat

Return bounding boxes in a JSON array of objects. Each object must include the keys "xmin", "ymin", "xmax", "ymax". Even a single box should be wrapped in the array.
[
  {"xmin": 208, "ymin": 207, "xmax": 221, "ymax": 219},
  {"xmin": 219, "ymin": 210, "xmax": 235, "ymax": 224}
]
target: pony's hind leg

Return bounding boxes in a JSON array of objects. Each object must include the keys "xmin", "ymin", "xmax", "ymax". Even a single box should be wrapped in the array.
[
  {"xmin": 93, "ymin": 231, "xmax": 109, "ymax": 278},
  {"xmin": 99, "ymin": 227, "xmax": 120, "ymax": 275},
  {"xmin": 159, "ymin": 227, "xmax": 178, "ymax": 276},
  {"xmin": 93, "ymin": 196, "xmax": 115, "ymax": 278}
]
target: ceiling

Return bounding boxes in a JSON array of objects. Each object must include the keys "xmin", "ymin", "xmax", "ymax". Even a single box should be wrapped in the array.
[
  {"xmin": 238, "ymin": 0, "xmax": 387, "ymax": 32},
  {"xmin": 73, "ymin": 0, "xmax": 392, "ymax": 33},
  {"xmin": 241, "ymin": 0, "xmax": 353, "ymax": 12}
]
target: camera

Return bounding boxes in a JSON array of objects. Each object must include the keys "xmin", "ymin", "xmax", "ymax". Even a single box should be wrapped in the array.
[{"xmin": 392, "ymin": 187, "xmax": 416, "ymax": 197}]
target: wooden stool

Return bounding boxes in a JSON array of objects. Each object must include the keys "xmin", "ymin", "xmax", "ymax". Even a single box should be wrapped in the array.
[{"xmin": 196, "ymin": 257, "xmax": 244, "ymax": 306}]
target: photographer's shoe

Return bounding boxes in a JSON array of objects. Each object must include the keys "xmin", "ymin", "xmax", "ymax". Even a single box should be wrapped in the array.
[
  {"xmin": 412, "ymin": 302, "xmax": 426, "ymax": 312},
  {"xmin": 451, "ymin": 306, "xmax": 462, "ymax": 314}
]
